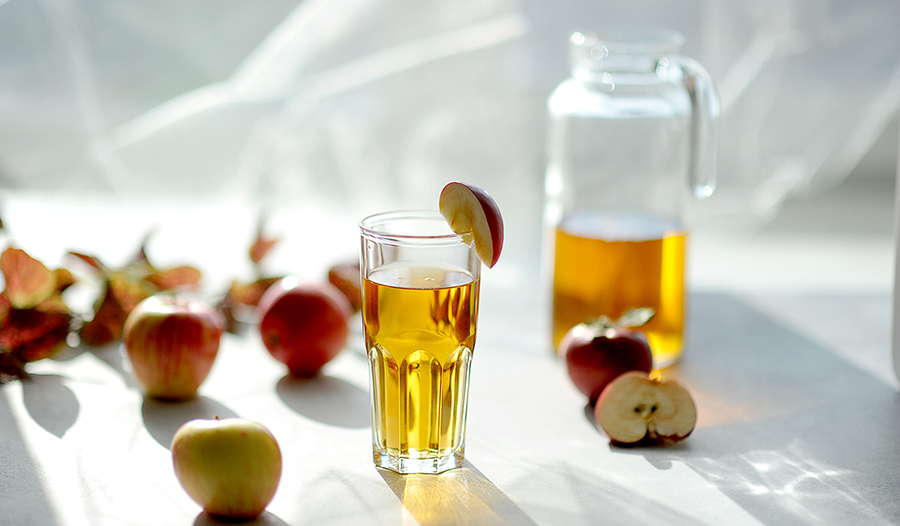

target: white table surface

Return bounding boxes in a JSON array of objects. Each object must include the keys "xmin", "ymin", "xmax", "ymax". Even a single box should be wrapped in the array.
[{"xmin": 1, "ymin": 191, "xmax": 897, "ymax": 526}]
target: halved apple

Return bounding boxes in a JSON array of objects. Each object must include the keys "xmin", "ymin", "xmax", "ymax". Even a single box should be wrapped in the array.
[
  {"xmin": 439, "ymin": 182, "xmax": 504, "ymax": 268},
  {"xmin": 594, "ymin": 372, "xmax": 697, "ymax": 446}
]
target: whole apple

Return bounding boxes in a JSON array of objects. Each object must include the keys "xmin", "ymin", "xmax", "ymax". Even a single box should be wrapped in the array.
[
  {"xmin": 124, "ymin": 294, "xmax": 224, "ymax": 400},
  {"xmin": 258, "ymin": 277, "xmax": 352, "ymax": 378},
  {"xmin": 171, "ymin": 418, "xmax": 282, "ymax": 519},
  {"xmin": 560, "ymin": 322, "xmax": 653, "ymax": 404}
]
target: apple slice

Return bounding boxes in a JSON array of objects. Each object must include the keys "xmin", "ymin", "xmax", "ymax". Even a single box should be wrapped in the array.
[
  {"xmin": 439, "ymin": 182, "xmax": 504, "ymax": 268},
  {"xmin": 594, "ymin": 372, "xmax": 697, "ymax": 446}
]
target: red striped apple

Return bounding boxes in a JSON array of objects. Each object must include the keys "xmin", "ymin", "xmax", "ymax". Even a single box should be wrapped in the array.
[
  {"xmin": 124, "ymin": 295, "xmax": 224, "ymax": 400},
  {"xmin": 258, "ymin": 277, "xmax": 352, "ymax": 378},
  {"xmin": 594, "ymin": 372, "xmax": 697, "ymax": 446},
  {"xmin": 171, "ymin": 418, "xmax": 282, "ymax": 519},
  {"xmin": 439, "ymin": 182, "xmax": 504, "ymax": 268}
]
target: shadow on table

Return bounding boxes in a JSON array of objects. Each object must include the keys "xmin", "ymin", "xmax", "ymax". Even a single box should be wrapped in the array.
[
  {"xmin": 82, "ymin": 341, "xmax": 140, "ymax": 389},
  {"xmin": 141, "ymin": 395, "xmax": 238, "ymax": 449},
  {"xmin": 276, "ymin": 373, "xmax": 369, "ymax": 428},
  {"xmin": 21, "ymin": 373, "xmax": 80, "ymax": 438},
  {"xmin": 597, "ymin": 293, "xmax": 900, "ymax": 525},
  {"xmin": 0, "ymin": 390, "xmax": 61, "ymax": 525},
  {"xmin": 378, "ymin": 461, "xmax": 538, "ymax": 526},
  {"xmin": 193, "ymin": 510, "xmax": 289, "ymax": 526}
]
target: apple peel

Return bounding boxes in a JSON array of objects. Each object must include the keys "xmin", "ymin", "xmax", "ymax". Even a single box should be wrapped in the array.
[
  {"xmin": 594, "ymin": 372, "xmax": 697, "ymax": 446},
  {"xmin": 439, "ymin": 182, "xmax": 504, "ymax": 268}
]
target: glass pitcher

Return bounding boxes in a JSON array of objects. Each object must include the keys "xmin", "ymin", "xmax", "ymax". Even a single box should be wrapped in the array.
[{"xmin": 544, "ymin": 25, "xmax": 719, "ymax": 368}]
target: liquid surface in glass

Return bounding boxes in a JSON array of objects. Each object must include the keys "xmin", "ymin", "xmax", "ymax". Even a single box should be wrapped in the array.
[
  {"xmin": 363, "ymin": 263, "xmax": 479, "ymax": 460},
  {"xmin": 552, "ymin": 212, "xmax": 686, "ymax": 368}
]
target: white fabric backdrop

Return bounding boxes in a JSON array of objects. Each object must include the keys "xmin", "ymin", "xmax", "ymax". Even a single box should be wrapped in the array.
[{"xmin": 1, "ymin": 0, "xmax": 898, "ymax": 225}]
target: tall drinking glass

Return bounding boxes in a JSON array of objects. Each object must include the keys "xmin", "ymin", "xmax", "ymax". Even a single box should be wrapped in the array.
[{"xmin": 359, "ymin": 211, "xmax": 481, "ymax": 474}]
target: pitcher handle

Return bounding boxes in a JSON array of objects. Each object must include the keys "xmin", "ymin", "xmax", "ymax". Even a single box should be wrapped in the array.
[{"xmin": 664, "ymin": 56, "xmax": 720, "ymax": 199}]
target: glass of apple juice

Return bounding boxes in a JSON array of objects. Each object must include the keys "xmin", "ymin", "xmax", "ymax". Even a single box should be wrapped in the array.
[{"xmin": 359, "ymin": 210, "xmax": 480, "ymax": 474}]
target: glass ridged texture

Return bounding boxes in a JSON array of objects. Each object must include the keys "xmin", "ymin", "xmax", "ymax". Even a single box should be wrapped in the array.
[
  {"xmin": 359, "ymin": 210, "xmax": 481, "ymax": 474},
  {"xmin": 364, "ymin": 264, "xmax": 478, "ymax": 473}
]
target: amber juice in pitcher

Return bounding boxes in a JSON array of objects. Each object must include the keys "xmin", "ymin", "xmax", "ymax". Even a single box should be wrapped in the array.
[
  {"xmin": 363, "ymin": 263, "xmax": 479, "ymax": 464},
  {"xmin": 551, "ymin": 212, "xmax": 686, "ymax": 368}
]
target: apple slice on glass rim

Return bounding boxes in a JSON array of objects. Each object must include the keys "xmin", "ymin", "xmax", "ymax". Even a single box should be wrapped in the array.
[{"xmin": 439, "ymin": 182, "xmax": 504, "ymax": 268}]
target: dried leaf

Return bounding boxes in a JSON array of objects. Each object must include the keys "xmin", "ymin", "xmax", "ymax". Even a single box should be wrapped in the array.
[
  {"xmin": 145, "ymin": 266, "xmax": 201, "ymax": 291},
  {"xmin": 109, "ymin": 271, "xmax": 156, "ymax": 316},
  {"xmin": 80, "ymin": 289, "xmax": 127, "ymax": 346},
  {"xmin": 229, "ymin": 277, "xmax": 282, "ymax": 307},
  {"xmin": 1, "ymin": 247, "xmax": 56, "ymax": 309},
  {"xmin": 35, "ymin": 293, "xmax": 70, "ymax": 314},
  {"xmin": 249, "ymin": 220, "xmax": 279, "ymax": 265},
  {"xmin": 0, "ymin": 247, "xmax": 74, "ymax": 382},
  {"xmin": 0, "ymin": 294, "xmax": 10, "ymax": 327},
  {"xmin": 328, "ymin": 261, "xmax": 362, "ymax": 312},
  {"xmin": 216, "ymin": 292, "xmax": 241, "ymax": 334},
  {"xmin": 54, "ymin": 268, "xmax": 76, "ymax": 292},
  {"xmin": 216, "ymin": 277, "xmax": 283, "ymax": 334},
  {"xmin": 214, "ymin": 218, "xmax": 286, "ymax": 334},
  {"xmin": 122, "ymin": 256, "xmax": 155, "ymax": 280},
  {"xmin": 67, "ymin": 251, "xmax": 108, "ymax": 273},
  {"xmin": 0, "ymin": 308, "xmax": 70, "ymax": 362},
  {"xmin": 0, "ymin": 352, "xmax": 27, "ymax": 383},
  {"xmin": 132, "ymin": 232, "xmax": 154, "ymax": 264},
  {"xmin": 17, "ymin": 319, "xmax": 70, "ymax": 363}
]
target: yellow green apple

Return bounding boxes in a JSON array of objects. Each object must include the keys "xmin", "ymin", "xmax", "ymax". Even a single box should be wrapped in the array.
[{"xmin": 171, "ymin": 418, "xmax": 282, "ymax": 520}]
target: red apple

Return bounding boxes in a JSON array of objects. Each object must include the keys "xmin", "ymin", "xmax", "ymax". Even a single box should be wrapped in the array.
[
  {"xmin": 594, "ymin": 372, "xmax": 697, "ymax": 446},
  {"xmin": 327, "ymin": 260, "xmax": 361, "ymax": 312},
  {"xmin": 438, "ymin": 181, "xmax": 504, "ymax": 268},
  {"xmin": 258, "ymin": 277, "xmax": 352, "ymax": 378},
  {"xmin": 560, "ymin": 321, "xmax": 653, "ymax": 404},
  {"xmin": 124, "ymin": 295, "xmax": 224, "ymax": 400},
  {"xmin": 171, "ymin": 418, "xmax": 282, "ymax": 519}
]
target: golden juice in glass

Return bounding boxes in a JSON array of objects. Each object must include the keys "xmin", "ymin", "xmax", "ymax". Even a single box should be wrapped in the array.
[
  {"xmin": 363, "ymin": 263, "xmax": 479, "ymax": 472},
  {"xmin": 551, "ymin": 212, "xmax": 686, "ymax": 367}
]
